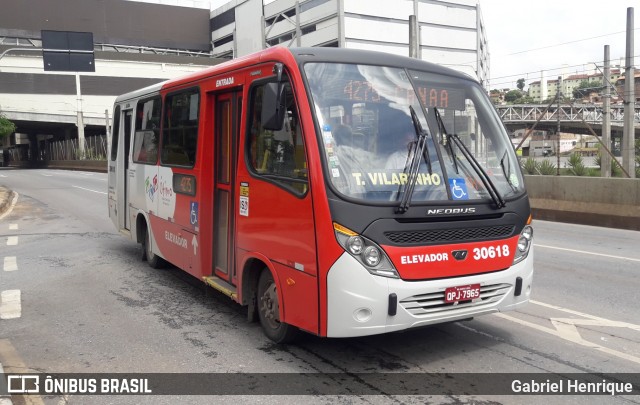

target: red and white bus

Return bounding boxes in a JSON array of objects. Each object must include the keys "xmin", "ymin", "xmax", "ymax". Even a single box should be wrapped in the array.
[{"xmin": 108, "ymin": 47, "xmax": 534, "ymax": 343}]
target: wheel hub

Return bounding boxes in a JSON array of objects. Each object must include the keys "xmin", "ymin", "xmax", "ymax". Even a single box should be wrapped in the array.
[{"xmin": 260, "ymin": 283, "xmax": 280, "ymax": 329}]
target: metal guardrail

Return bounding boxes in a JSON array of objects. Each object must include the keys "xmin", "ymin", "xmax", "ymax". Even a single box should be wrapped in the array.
[{"xmin": 495, "ymin": 104, "xmax": 640, "ymax": 125}]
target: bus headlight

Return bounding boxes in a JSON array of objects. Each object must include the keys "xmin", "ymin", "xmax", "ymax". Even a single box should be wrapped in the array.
[
  {"xmin": 513, "ymin": 225, "xmax": 533, "ymax": 264},
  {"xmin": 347, "ymin": 236, "xmax": 365, "ymax": 255},
  {"xmin": 363, "ymin": 246, "xmax": 381, "ymax": 267},
  {"xmin": 333, "ymin": 222, "xmax": 398, "ymax": 278}
]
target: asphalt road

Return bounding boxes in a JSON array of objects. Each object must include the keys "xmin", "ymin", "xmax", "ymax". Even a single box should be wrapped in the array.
[{"xmin": 1, "ymin": 168, "xmax": 639, "ymax": 404}]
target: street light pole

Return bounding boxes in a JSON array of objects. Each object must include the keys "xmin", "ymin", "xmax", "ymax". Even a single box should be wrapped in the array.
[
  {"xmin": 602, "ymin": 45, "xmax": 612, "ymax": 177},
  {"xmin": 622, "ymin": 7, "xmax": 635, "ymax": 178},
  {"xmin": 556, "ymin": 76, "xmax": 562, "ymax": 176}
]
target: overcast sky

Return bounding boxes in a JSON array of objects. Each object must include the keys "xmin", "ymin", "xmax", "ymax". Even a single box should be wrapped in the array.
[{"xmin": 479, "ymin": 0, "xmax": 637, "ymax": 90}]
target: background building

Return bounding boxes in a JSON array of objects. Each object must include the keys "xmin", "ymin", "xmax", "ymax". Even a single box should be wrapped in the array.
[
  {"xmin": 528, "ymin": 69, "xmax": 623, "ymax": 103},
  {"xmin": 210, "ymin": 0, "xmax": 490, "ymax": 85}
]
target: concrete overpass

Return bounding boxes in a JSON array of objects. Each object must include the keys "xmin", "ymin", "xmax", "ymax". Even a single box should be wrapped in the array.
[
  {"xmin": 0, "ymin": 47, "xmax": 224, "ymax": 162},
  {"xmin": 494, "ymin": 103, "xmax": 640, "ymax": 138}
]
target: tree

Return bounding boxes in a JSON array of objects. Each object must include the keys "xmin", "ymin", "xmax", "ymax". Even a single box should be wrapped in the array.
[
  {"xmin": 504, "ymin": 89, "xmax": 522, "ymax": 103},
  {"xmin": 0, "ymin": 112, "xmax": 16, "ymax": 139},
  {"xmin": 513, "ymin": 95, "xmax": 535, "ymax": 104},
  {"xmin": 572, "ymin": 80, "xmax": 603, "ymax": 99},
  {"xmin": 516, "ymin": 78, "xmax": 526, "ymax": 91}
]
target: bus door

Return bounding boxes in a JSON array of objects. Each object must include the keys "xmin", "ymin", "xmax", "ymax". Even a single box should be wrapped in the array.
[
  {"xmin": 108, "ymin": 105, "xmax": 120, "ymax": 230},
  {"xmin": 213, "ymin": 91, "xmax": 241, "ymax": 283},
  {"xmin": 118, "ymin": 109, "xmax": 133, "ymax": 231}
]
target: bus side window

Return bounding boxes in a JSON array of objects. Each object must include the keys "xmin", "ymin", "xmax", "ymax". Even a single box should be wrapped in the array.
[
  {"xmin": 132, "ymin": 96, "xmax": 161, "ymax": 164},
  {"xmin": 161, "ymin": 88, "xmax": 200, "ymax": 167},
  {"xmin": 248, "ymin": 81, "xmax": 308, "ymax": 195}
]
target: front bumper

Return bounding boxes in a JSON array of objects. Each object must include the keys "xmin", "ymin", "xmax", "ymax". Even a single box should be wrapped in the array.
[{"xmin": 326, "ymin": 249, "xmax": 534, "ymax": 337}]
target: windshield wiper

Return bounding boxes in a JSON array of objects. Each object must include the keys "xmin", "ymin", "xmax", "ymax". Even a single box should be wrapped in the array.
[
  {"xmin": 445, "ymin": 135, "xmax": 460, "ymax": 175},
  {"xmin": 500, "ymin": 149, "xmax": 518, "ymax": 193},
  {"xmin": 433, "ymin": 108, "xmax": 506, "ymax": 209},
  {"xmin": 433, "ymin": 108, "xmax": 460, "ymax": 175},
  {"xmin": 396, "ymin": 106, "xmax": 431, "ymax": 214}
]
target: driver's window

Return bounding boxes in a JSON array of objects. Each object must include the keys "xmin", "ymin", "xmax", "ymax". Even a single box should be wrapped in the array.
[{"xmin": 247, "ymin": 81, "xmax": 308, "ymax": 195}]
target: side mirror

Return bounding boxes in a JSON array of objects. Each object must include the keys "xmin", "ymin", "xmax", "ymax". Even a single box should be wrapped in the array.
[{"xmin": 261, "ymin": 82, "xmax": 286, "ymax": 131}]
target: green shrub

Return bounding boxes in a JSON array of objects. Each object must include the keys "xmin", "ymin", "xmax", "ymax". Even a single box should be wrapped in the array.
[
  {"xmin": 539, "ymin": 159, "xmax": 556, "ymax": 175},
  {"xmin": 522, "ymin": 157, "xmax": 539, "ymax": 175},
  {"xmin": 568, "ymin": 153, "xmax": 588, "ymax": 176}
]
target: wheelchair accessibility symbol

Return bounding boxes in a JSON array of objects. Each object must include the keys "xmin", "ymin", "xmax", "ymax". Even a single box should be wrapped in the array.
[
  {"xmin": 448, "ymin": 178, "xmax": 469, "ymax": 200},
  {"xmin": 190, "ymin": 201, "xmax": 199, "ymax": 226}
]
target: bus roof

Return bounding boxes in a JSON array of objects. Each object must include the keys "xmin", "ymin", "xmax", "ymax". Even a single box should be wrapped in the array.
[
  {"xmin": 288, "ymin": 47, "xmax": 474, "ymax": 82},
  {"xmin": 116, "ymin": 46, "xmax": 478, "ymax": 101},
  {"xmin": 114, "ymin": 81, "xmax": 166, "ymax": 104}
]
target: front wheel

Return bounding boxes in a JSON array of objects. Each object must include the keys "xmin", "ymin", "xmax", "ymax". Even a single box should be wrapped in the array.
[{"xmin": 257, "ymin": 269, "xmax": 298, "ymax": 343}]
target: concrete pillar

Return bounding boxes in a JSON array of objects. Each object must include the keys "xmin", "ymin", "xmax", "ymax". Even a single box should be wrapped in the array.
[{"xmin": 27, "ymin": 133, "xmax": 38, "ymax": 165}]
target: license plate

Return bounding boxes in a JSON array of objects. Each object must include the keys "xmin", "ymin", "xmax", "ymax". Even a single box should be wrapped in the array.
[{"xmin": 444, "ymin": 284, "xmax": 481, "ymax": 303}]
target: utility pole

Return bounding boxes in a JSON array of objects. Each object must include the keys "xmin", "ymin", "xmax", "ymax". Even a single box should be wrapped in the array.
[
  {"xmin": 602, "ymin": 45, "xmax": 611, "ymax": 177},
  {"xmin": 622, "ymin": 7, "xmax": 635, "ymax": 178},
  {"xmin": 295, "ymin": 0, "xmax": 302, "ymax": 47},
  {"xmin": 104, "ymin": 109, "xmax": 110, "ymax": 139},
  {"xmin": 75, "ymin": 73, "xmax": 85, "ymax": 160},
  {"xmin": 409, "ymin": 15, "xmax": 420, "ymax": 59},
  {"xmin": 556, "ymin": 76, "xmax": 562, "ymax": 176}
]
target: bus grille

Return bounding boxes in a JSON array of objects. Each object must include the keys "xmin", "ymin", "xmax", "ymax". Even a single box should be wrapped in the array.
[
  {"xmin": 399, "ymin": 283, "xmax": 511, "ymax": 316},
  {"xmin": 384, "ymin": 225, "xmax": 515, "ymax": 245}
]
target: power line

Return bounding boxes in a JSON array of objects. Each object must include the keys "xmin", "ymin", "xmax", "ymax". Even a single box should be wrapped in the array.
[
  {"xmin": 444, "ymin": 28, "xmax": 640, "ymax": 78},
  {"xmin": 488, "ymin": 53, "xmax": 640, "ymax": 88},
  {"xmin": 492, "ymin": 52, "xmax": 639, "ymax": 81},
  {"xmin": 496, "ymin": 28, "xmax": 639, "ymax": 58}
]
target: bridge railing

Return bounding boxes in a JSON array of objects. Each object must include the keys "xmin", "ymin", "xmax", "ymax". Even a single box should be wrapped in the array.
[{"xmin": 495, "ymin": 104, "xmax": 640, "ymax": 124}]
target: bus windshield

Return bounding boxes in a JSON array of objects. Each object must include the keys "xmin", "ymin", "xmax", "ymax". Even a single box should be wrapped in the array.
[{"xmin": 303, "ymin": 62, "xmax": 525, "ymax": 205}]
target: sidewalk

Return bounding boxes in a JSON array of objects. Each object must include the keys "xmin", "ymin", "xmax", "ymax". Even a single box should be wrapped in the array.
[{"xmin": 0, "ymin": 187, "xmax": 13, "ymax": 217}]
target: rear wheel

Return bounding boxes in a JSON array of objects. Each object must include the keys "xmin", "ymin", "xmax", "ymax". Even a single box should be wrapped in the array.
[
  {"xmin": 257, "ymin": 269, "xmax": 298, "ymax": 343},
  {"xmin": 141, "ymin": 225, "xmax": 165, "ymax": 269}
]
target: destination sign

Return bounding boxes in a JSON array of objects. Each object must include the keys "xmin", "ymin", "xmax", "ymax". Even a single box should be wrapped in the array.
[{"xmin": 342, "ymin": 80, "xmax": 466, "ymax": 110}]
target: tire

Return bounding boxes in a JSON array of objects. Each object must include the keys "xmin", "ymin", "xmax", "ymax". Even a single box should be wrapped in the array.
[
  {"xmin": 142, "ymin": 225, "xmax": 165, "ymax": 269},
  {"xmin": 257, "ymin": 269, "xmax": 298, "ymax": 343}
]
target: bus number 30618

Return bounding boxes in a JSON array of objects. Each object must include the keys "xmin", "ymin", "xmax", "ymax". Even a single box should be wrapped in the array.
[{"xmin": 473, "ymin": 245, "xmax": 510, "ymax": 260}]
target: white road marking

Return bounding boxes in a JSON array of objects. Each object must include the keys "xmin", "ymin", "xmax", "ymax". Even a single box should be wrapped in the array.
[
  {"xmin": 532, "ymin": 299, "xmax": 640, "ymax": 326},
  {"xmin": 6, "ymin": 236, "xmax": 17, "ymax": 246},
  {"xmin": 72, "ymin": 185, "xmax": 107, "ymax": 195},
  {"xmin": 40, "ymin": 173, "xmax": 53, "ymax": 177},
  {"xmin": 0, "ymin": 290, "xmax": 21, "ymax": 319},
  {"xmin": 53, "ymin": 170, "xmax": 107, "ymax": 181},
  {"xmin": 534, "ymin": 243, "xmax": 640, "ymax": 263},
  {"xmin": 493, "ymin": 300, "xmax": 640, "ymax": 365},
  {"xmin": 9, "ymin": 224, "xmax": 17, "ymax": 230},
  {"xmin": 0, "ymin": 191, "xmax": 18, "ymax": 221},
  {"xmin": 3, "ymin": 257, "xmax": 17, "ymax": 272},
  {"xmin": 0, "ymin": 174, "xmax": 6, "ymax": 178}
]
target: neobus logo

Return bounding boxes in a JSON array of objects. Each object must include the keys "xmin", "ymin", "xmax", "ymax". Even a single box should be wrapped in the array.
[
  {"xmin": 426, "ymin": 207, "xmax": 476, "ymax": 215},
  {"xmin": 216, "ymin": 77, "xmax": 234, "ymax": 87}
]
